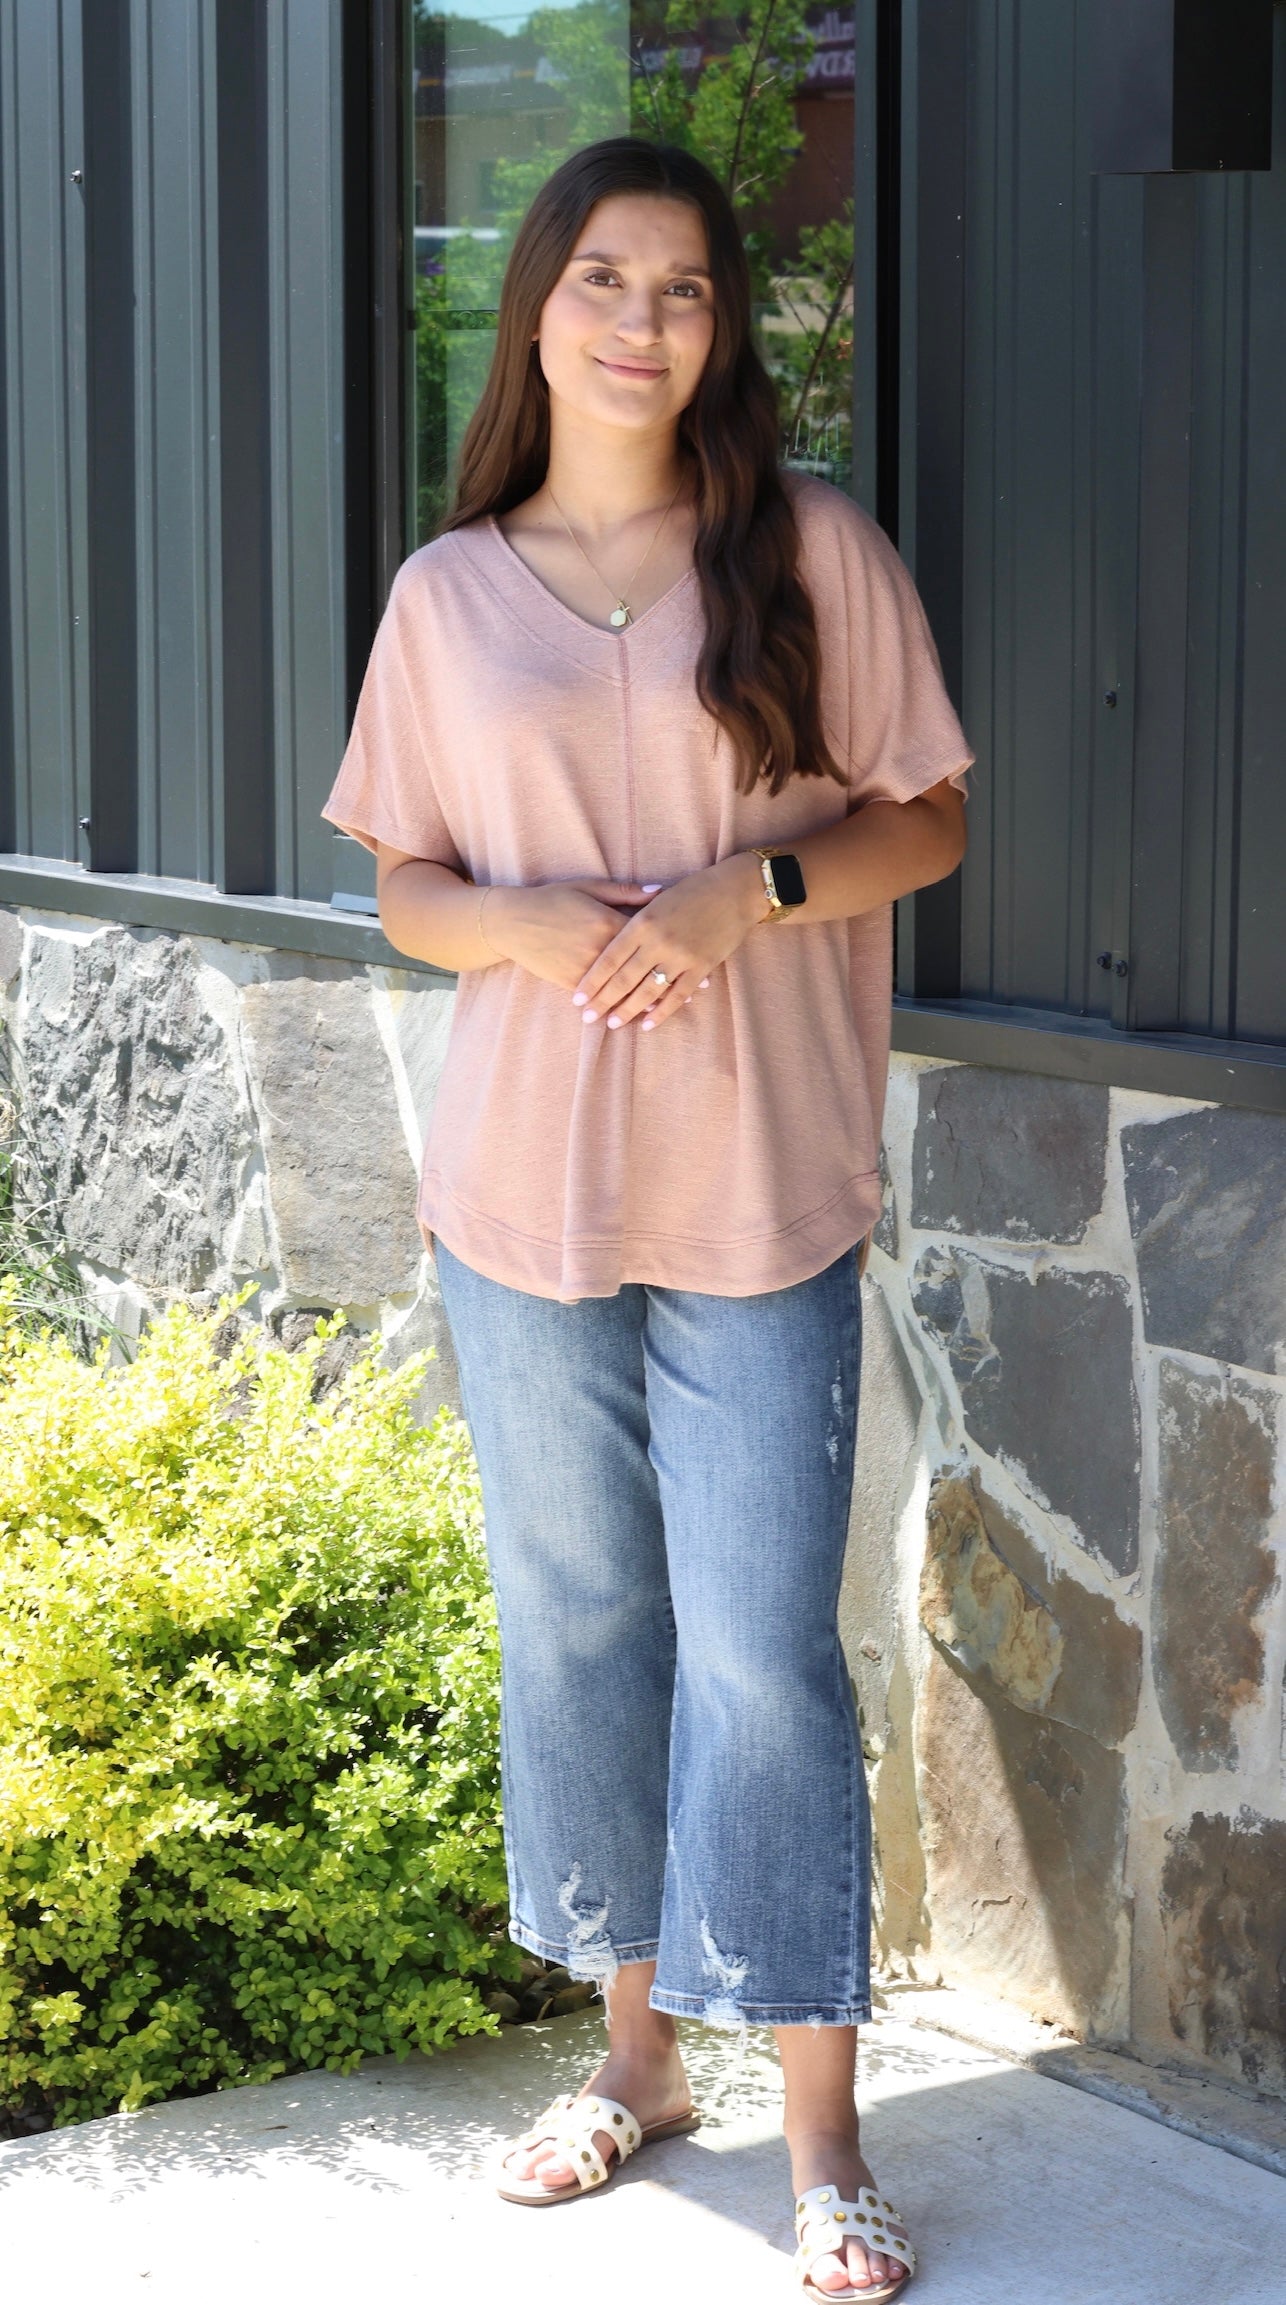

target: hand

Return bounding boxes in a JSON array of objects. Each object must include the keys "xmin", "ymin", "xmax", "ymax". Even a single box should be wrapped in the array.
[
  {"xmin": 572, "ymin": 855, "xmax": 767, "ymax": 1032},
  {"xmin": 484, "ymin": 878, "xmax": 652, "ymax": 991}
]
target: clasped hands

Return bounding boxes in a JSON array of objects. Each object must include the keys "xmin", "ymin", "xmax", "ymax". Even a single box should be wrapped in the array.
[{"xmin": 480, "ymin": 853, "xmax": 770, "ymax": 1033}]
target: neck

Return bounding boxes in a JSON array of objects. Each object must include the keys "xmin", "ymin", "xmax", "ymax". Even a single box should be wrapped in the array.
[{"xmin": 543, "ymin": 404, "xmax": 688, "ymax": 534}]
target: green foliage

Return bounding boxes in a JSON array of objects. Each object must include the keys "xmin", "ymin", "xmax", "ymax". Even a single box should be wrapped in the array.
[
  {"xmin": 633, "ymin": 4, "xmax": 852, "ymax": 484},
  {"xmin": 632, "ymin": 0, "xmax": 813, "ymax": 229},
  {"xmin": 413, "ymin": 0, "xmax": 854, "ymax": 526},
  {"xmin": 0, "ymin": 1295, "xmax": 514, "ymax": 2129}
]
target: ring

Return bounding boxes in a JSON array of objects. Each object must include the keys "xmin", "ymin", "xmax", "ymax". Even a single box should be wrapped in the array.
[{"xmin": 651, "ymin": 968, "xmax": 669, "ymax": 987}]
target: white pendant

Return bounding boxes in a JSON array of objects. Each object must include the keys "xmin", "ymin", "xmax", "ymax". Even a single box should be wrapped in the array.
[{"xmin": 609, "ymin": 604, "xmax": 631, "ymax": 629}]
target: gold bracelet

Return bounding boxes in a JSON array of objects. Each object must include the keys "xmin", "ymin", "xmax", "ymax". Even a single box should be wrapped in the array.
[{"xmin": 476, "ymin": 883, "xmax": 502, "ymax": 957}]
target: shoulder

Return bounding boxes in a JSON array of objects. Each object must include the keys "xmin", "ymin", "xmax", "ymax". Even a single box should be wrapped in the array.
[
  {"xmin": 388, "ymin": 522, "xmax": 489, "ymax": 609},
  {"xmin": 784, "ymin": 472, "xmax": 908, "ymax": 587},
  {"xmin": 372, "ymin": 523, "xmax": 499, "ymax": 662},
  {"xmin": 785, "ymin": 473, "xmax": 932, "ymax": 656}
]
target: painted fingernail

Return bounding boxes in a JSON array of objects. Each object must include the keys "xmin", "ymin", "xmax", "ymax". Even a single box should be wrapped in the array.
[
  {"xmin": 641, "ymin": 883, "xmax": 663, "ymax": 894},
  {"xmin": 606, "ymin": 1015, "xmax": 622, "ymax": 1029},
  {"xmin": 582, "ymin": 1009, "xmax": 598, "ymax": 1024},
  {"xmin": 641, "ymin": 1017, "xmax": 656, "ymax": 1031},
  {"xmin": 699, "ymin": 978, "xmax": 710, "ymax": 989},
  {"xmin": 684, "ymin": 995, "xmax": 692, "ymax": 1004},
  {"xmin": 572, "ymin": 991, "xmax": 588, "ymax": 1006}
]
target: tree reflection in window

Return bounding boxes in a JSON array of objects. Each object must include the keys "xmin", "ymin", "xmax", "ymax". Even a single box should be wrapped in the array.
[{"xmin": 412, "ymin": 1, "xmax": 856, "ymax": 541}]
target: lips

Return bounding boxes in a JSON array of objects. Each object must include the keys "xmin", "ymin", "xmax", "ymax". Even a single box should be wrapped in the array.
[{"xmin": 595, "ymin": 357, "xmax": 668, "ymax": 379}]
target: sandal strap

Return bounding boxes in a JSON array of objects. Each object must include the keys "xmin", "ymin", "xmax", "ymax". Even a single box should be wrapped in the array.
[
  {"xmin": 520, "ymin": 2093, "xmax": 645, "ymax": 2193},
  {"xmin": 794, "ymin": 2184, "xmax": 916, "ymax": 2278}
]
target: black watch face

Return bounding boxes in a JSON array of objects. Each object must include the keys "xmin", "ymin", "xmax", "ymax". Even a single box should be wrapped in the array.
[{"xmin": 771, "ymin": 853, "xmax": 807, "ymax": 908}]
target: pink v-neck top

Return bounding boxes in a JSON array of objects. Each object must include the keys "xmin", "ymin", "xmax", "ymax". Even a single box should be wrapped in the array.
[{"xmin": 323, "ymin": 476, "xmax": 972, "ymax": 1300}]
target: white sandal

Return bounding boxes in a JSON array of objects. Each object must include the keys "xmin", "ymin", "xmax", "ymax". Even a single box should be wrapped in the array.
[
  {"xmin": 795, "ymin": 2182, "xmax": 916, "ymax": 2301},
  {"xmin": 494, "ymin": 2090, "xmax": 702, "ymax": 2206}
]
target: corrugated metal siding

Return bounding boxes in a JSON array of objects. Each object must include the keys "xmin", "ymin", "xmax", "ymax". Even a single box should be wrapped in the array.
[
  {"xmin": 266, "ymin": 2, "xmax": 347, "ymax": 906},
  {"xmin": 956, "ymin": 0, "xmax": 1143, "ymax": 1023},
  {"xmin": 0, "ymin": 0, "xmax": 90, "ymax": 864},
  {"xmin": 0, "ymin": 0, "xmax": 351, "ymax": 900},
  {"xmin": 131, "ymin": 0, "xmax": 221, "ymax": 884},
  {"xmin": 948, "ymin": 0, "xmax": 1286, "ymax": 1046}
]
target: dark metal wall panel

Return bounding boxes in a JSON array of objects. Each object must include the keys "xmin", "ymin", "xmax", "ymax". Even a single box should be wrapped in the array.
[
  {"xmin": 266, "ymin": 1, "xmax": 348, "ymax": 907},
  {"xmin": 957, "ymin": 0, "xmax": 1144, "ymax": 1021},
  {"xmin": 130, "ymin": 0, "xmax": 221, "ymax": 885},
  {"xmin": 1172, "ymin": 173, "xmax": 1248, "ymax": 1041},
  {"xmin": 214, "ymin": 0, "xmax": 274, "ymax": 895},
  {"xmin": 83, "ymin": 0, "xmax": 139, "ymax": 874},
  {"xmin": 894, "ymin": 0, "xmax": 966, "ymax": 1000},
  {"xmin": 0, "ymin": 0, "xmax": 351, "ymax": 905},
  {"xmin": 0, "ymin": 0, "xmax": 90, "ymax": 865},
  {"xmin": 1233, "ymin": 28, "xmax": 1286, "ymax": 1044}
]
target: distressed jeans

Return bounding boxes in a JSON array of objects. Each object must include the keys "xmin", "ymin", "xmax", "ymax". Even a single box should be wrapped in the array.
[{"xmin": 435, "ymin": 1239, "xmax": 871, "ymax": 2030}]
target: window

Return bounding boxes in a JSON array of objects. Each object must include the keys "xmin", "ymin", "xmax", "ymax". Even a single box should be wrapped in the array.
[{"xmin": 410, "ymin": 1, "xmax": 859, "ymax": 544}]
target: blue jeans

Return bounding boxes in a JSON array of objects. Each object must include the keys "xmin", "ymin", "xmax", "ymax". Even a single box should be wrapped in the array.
[{"xmin": 435, "ymin": 1241, "xmax": 870, "ymax": 2030}]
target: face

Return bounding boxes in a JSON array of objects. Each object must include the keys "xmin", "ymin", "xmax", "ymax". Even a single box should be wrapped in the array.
[{"xmin": 535, "ymin": 193, "xmax": 716, "ymax": 435}]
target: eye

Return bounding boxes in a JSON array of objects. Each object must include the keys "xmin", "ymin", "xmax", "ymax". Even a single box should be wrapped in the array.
[
  {"xmin": 666, "ymin": 280, "xmax": 705, "ymax": 299},
  {"xmin": 582, "ymin": 268, "xmax": 620, "ymax": 287}
]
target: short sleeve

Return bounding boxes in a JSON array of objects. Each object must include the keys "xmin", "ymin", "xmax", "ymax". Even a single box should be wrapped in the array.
[
  {"xmin": 321, "ymin": 560, "xmax": 463, "ymax": 867},
  {"xmin": 795, "ymin": 479, "xmax": 975, "ymax": 808}
]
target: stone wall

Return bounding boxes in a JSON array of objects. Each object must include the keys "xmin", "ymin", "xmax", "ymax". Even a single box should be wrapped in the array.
[
  {"xmin": 0, "ymin": 906, "xmax": 461, "ymax": 1419},
  {"xmin": 3, "ymin": 902, "xmax": 1283, "ymax": 2098},
  {"xmin": 849, "ymin": 1054, "xmax": 1286, "ymax": 2100}
]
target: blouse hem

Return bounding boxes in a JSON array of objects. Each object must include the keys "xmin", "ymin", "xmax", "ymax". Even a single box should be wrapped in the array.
[{"xmin": 418, "ymin": 1172, "xmax": 883, "ymax": 1301}]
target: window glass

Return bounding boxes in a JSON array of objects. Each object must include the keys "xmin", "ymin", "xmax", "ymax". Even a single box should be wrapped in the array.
[{"xmin": 411, "ymin": 2, "xmax": 856, "ymax": 542}]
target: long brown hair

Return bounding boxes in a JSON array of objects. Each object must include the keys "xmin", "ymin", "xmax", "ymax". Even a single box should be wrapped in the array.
[{"xmin": 440, "ymin": 138, "xmax": 841, "ymax": 798}]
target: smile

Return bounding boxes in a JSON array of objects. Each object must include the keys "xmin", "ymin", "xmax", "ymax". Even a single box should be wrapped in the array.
[{"xmin": 594, "ymin": 357, "xmax": 668, "ymax": 380}]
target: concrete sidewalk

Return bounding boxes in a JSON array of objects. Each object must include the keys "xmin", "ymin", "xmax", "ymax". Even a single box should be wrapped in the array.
[{"xmin": 2, "ymin": 2008, "xmax": 1283, "ymax": 2305}]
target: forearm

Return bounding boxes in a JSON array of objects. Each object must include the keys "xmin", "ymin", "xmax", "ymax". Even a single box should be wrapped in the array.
[
  {"xmin": 377, "ymin": 856, "xmax": 502, "ymax": 971},
  {"xmin": 737, "ymin": 785, "xmax": 967, "ymax": 931}
]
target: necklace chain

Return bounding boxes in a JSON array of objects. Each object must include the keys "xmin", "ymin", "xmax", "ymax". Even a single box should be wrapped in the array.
[{"xmin": 545, "ymin": 480, "xmax": 684, "ymax": 629}]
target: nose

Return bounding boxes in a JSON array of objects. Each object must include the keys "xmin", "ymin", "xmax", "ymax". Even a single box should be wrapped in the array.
[{"xmin": 613, "ymin": 287, "xmax": 665, "ymax": 347}]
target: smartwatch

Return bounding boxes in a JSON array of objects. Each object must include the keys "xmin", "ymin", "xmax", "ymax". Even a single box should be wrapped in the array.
[{"xmin": 753, "ymin": 847, "xmax": 807, "ymax": 921}]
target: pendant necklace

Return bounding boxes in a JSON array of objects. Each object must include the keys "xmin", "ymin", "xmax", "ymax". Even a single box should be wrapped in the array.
[{"xmin": 545, "ymin": 479, "xmax": 684, "ymax": 629}]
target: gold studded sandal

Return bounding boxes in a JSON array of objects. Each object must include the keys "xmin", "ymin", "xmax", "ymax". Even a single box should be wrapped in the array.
[
  {"xmin": 494, "ymin": 2090, "xmax": 701, "ymax": 2206},
  {"xmin": 794, "ymin": 2183, "xmax": 916, "ymax": 2301}
]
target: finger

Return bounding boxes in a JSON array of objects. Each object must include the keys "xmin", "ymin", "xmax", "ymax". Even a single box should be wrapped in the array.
[
  {"xmin": 568, "ymin": 877, "xmax": 652, "ymax": 907},
  {"xmin": 574, "ymin": 931, "xmax": 646, "ymax": 1011},
  {"xmin": 639, "ymin": 983, "xmax": 695, "ymax": 1031},
  {"xmin": 611, "ymin": 968, "xmax": 698, "ymax": 1030},
  {"xmin": 597, "ymin": 955, "xmax": 663, "ymax": 1025}
]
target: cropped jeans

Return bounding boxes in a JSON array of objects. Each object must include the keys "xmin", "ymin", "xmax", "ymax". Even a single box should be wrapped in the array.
[{"xmin": 435, "ymin": 1240, "xmax": 870, "ymax": 2031}]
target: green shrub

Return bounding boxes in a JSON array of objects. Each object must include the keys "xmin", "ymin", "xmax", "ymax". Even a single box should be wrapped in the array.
[{"xmin": 0, "ymin": 1292, "xmax": 516, "ymax": 2128}]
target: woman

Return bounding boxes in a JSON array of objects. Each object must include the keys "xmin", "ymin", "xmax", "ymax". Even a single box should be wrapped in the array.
[{"xmin": 324, "ymin": 137, "xmax": 970, "ymax": 2301}]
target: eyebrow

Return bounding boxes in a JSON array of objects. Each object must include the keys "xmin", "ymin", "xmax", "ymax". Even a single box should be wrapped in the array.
[{"xmin": 572, "ymin": 247, "xmax": 712, "ymax": 278}]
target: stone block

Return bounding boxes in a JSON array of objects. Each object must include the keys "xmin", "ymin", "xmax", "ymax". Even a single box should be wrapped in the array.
[
  {"xmin": 21, "ymin": 926, "xmax": 249, "ymax": 1292},
  {"xmin": 0, "ymin": 908, "xmax": 22, "ymax": 986},
  {"xmin": 241, "ymin": 963, "xmax": 423, "ymax": 1307},
  {"xmin": 383, "ymin": 977, "xmax": 456, "ymax": 1156},
  {"xmin": 383, "ymin": 1267, "xmax": 463, "ymax": 1424},
  {"xmin": 841, "ymin": 1277, "xmax": 922, "ymax": 1748},
  {"xmin": 916, "ymin": 1642, "xmax": 1129, "ymax": 2034},
  {"xmin": 912, "ymin": 1248, "xmax": 1140, "ymax": 1574},
  {"xmin": 1122, "ymin": 1106, "xmax": 1286, "ymax": 1376},
  {"xmin": 1153, "ymin": 1360, "xmax": 1278, "ymax": 1772},
  {"xmin": 920, "ymin": 1473, "xmax": 1142, "ymax": 1746},
  {"xmin": 913, "ymin": 1066, "xmax": 1108, "ymax": 1244},
  {"xmin": 872, "ymin": 1142, "xmax": 898, "ymax": 1257},
  {"xmin": 271, "ymin": 1308, "xmax": 371, "ymax": 1400},
  {"xmin": 1161, "ymin": 1809, "xmax": 1286, "ymax": 2097}
]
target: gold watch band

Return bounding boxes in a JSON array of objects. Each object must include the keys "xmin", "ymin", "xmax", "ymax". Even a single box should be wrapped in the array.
[{"xmin": 752, "ymin": 847, "xmax": 792, "ymax": 921}]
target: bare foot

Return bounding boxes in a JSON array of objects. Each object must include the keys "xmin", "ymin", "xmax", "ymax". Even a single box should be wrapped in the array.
[
  {"xmin": 502, "ymin": 2041, "xmax": 693, "ymax": 2193},
  {"xmin": 790, "ymin": 2126, "xmax": 910, "ymax": 2294}
]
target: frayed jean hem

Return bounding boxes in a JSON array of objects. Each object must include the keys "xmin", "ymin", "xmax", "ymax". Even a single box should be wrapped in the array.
[
  {"xmin": 509, "ymin": 1914, "xmax": 660, "ymax": 1975},
  {"xmin": 648, "ymin": 1988, "xmax": 872, "ymax": 2030}
]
